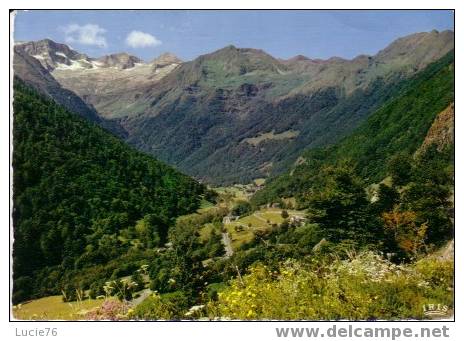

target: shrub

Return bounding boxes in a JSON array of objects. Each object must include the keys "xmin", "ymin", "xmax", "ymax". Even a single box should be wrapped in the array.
[
  {"xmin": 88, "ymin": 280, "xmax": 106, "ymax": 299},
  {"xmin": 86, "ymin": 300, "xmax": 128, "ymax": 320},
  {"xmin": 61, "ymin": 283, "xmax": 84, "ymax": 302},
  {"xmin": 131, "ymin": 270, "xmax": 145, "ymax": 291},
  {"xmin": 209, "ymin": 252, "xmax": 453, "ymax": 320},
  {"xmin": 231, "ymin": 201, "xmax": 252, "ymax": 217},
  {"xmin": 131, "ymin": 291, "xmax": 190, "ymax": 320},
  {"xmin": 382, "ymin": 210, "xmax": 428, "ymax": 259}
]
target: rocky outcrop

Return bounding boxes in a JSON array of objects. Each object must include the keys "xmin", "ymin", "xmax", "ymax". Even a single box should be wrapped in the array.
[
  {"xmin": 151, "ymin": 52, "xmax": 182, "ymax": 68},
  {"xmin": 96, "ymin": 53, "xmax": 142, "ymax": 69},
  {"xmin": 418, "ymin": 102, "xmax": 454, "ymax": 154}
]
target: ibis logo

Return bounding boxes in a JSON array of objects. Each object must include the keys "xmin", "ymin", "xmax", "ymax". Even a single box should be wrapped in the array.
[{"xmin": 422, "ymin": 303, "xmax": 449, "ymax": 317}]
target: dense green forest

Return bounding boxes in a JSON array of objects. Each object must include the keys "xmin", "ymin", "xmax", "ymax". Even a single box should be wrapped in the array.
[
  {"xmin": 12, "ymin": 80, "xmax": 206, "ymax": 304},
  {"xmin": 252, "ymin": 51, "xmax": 454, "ymax": 207}
]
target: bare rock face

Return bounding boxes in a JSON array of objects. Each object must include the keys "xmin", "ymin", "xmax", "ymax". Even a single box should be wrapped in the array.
[
  {"xmin": 49, "ymin": 50, "xmax": 181, "ymax": 119},
  {"xmin": 151, "ymin": 52, "xmax": 182, "ymax": 68},
  {"xmin": 15, "ymin": 39, "xmax": 91, "ymax": 71},
  {"xmin": 418, "ymin": 102, "xmax": 455, "ymax": 154},
  {"xmin": 96, "ymin": 53, "xmax": 143, "ymax": 69},
  {"xmin": 15, "ymin": 39, "xmax": 160, "ymax": 71}
]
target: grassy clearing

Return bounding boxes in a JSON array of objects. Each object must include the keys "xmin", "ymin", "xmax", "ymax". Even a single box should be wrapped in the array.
[
  {"xmin": 257, "ymin": 210, "xmax": 284, "ymax": 224},
  {"xmin": 214, "ymin": 186, "xmax": 248, "ymax": 204},
  {"xmin": 12, "ymin": 295, "xmax": 109, "ymax": 320},
  {"xmin": 199, "ymin": 223, "xmax": 217, "ymax": 241},
  {"xmin": 225, "ymin": 223, "xmax": 256, "ymax": 249},
  {"xmin": 239, "ymin": 214, "xmax": 266, "ymax": 227},
  {"xmin": 197, "ymin": 205, "xmax": 307, "ymax": 251},
  {"xmin": 197, "ymin": 184, "xmax": 307, "ymax": 252},
  {"xmin": 254, "ymin": 178, "xmax": 266, "ymax": 186},
  {"xmin": 199, "ymin": 199, "xmax": 215, "ymax": 210},
  {"xmin": 223, "ymin": 208, "xmax": 306, "ymax": 250},
  {"xmin": 243, "ymin": 130, "xmax": 300, "ymax": 146}
]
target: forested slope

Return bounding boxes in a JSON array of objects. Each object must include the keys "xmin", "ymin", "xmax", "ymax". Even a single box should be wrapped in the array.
[
  {"xmin": 252, "ymin": 50, "xmax": 454, "ymax": 205},
  {"xmin": 12, "ymin": 80, "xmax": 206, "ymax": 303}
]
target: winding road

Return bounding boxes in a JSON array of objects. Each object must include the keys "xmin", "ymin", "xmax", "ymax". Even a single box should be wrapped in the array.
[
  {"xmin": 130, "ymin": 288, "xmax": 152, "ymax": 307},
  {"xmin": 221, "ymin": 232, "xmax": 234, "ymax": 257}
]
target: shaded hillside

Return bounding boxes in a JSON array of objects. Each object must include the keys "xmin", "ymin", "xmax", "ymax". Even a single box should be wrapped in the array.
[
  {"xmin": 13, "ymin": 46, "xmax": 126, "ymax": 137},
  {"xmin": 118, "ymin": 30, "xmax": 453, "ymax": 184},
  {"xmin": 252, "ymin": 50, "xmax": 454, "ymax": 205},
  {"xmin": 12, "ymin": 80, "xmax": 206, "ymax": 303}
]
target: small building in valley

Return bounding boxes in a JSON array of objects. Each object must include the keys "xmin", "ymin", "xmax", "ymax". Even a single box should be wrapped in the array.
[
  {"xmin": 223, "ymin": 215, "xmax": 240, "ymax": 224},
  {"xmin": 289, "ymin": 215, "xmax": 307, "ymax": 226}
]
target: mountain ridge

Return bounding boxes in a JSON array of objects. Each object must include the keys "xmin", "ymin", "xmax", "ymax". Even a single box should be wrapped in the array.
[
  {"xmin": 16, "ymin": 39, "xmax": 182, "ymax": 71},
  {"xmin": 16, "ymin": 30, "xmax": 454, "ymax": 185}
]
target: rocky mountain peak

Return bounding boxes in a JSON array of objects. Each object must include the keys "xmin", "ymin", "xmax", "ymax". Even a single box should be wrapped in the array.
[
  {"xmin": 151, "ymin": 52, "xmax": 182, "ymax": 68},
  {"xmin": 196, "ymin": 44, "xmax": 287, "ymax": 76},
  {"xmin": 15, "ymin": 38, "xmax": 89, "ymax": 71},
  {"xmin": 96, "ymin": 53, "xmax": 143, "ymax": 69},
  {"xmin": 375, "ymin": 30, "xmax": 454, "ymax": 68},
  {"xmin": 287, "ymin": 55, "xmax": 310, "ymax": 62}
]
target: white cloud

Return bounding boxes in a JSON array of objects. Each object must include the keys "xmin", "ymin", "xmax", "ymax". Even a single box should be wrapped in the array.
[
  {"xmin": 63, "ymin": 24, "xmax": 108, "ymax": 48},
  {"xmin": 125, "ymin": 30, "xmax": 161, "ymax": 48}
]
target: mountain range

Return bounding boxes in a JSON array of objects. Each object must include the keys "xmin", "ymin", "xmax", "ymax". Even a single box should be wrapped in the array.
[{"xmin": 14, "ymin": 30, "xmax": 454, "ymax": 185}]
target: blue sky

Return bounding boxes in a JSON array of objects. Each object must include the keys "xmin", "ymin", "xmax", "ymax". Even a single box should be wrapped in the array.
[{"xmin": 14, "ymin": 10, "xmax": 454, "ymax": 62}]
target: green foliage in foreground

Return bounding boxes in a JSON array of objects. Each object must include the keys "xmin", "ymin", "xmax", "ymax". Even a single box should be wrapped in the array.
[
  {"xmin": 208, "ymin": 252, "xmax": 453, "ymax": 320},
  {"xmin": 130, "ymin": 291, "xmax": 191, "ymax": 320},
  {"xmin": 12, "ymin": 80, "xmax": 205, "ymax": 304},
  {"xmin": 252, "ymin": 50, "xmax": 454, "ymax": 206}
]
